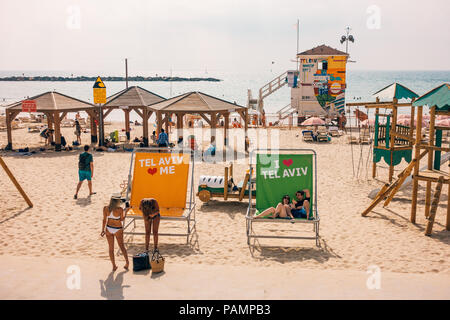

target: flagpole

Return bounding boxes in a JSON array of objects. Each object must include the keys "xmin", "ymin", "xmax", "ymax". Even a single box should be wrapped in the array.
[{"xmin": 296, "ymin": 19, "xmax": 299, "ymax": 70}]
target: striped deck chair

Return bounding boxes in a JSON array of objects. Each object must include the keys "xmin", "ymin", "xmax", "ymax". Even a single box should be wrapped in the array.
[
  {"xmin": 245, "ymin": 149, "xmax": 320, "ymax": 247},
  {"xmin": 123, "ymin": 148, "xmax": 196, "ymax": 243}
]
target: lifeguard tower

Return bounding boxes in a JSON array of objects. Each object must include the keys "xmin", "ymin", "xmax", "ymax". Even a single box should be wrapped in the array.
[{"xmin": 247, "ymin": 45, "xmax": 349, "ymax": 125}]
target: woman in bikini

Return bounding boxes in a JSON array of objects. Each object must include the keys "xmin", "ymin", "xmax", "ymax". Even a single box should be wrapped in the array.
[
  {"xmin": 140, "ymin": 198, "xmax": 161, "ymax": 252},
  {"xmin": 101, "ymin": 197, "xmax": 130, "ymax": 271},
  {"xmin": 254, "ymin": 195, "xmax": 295, "ymax": 220}
]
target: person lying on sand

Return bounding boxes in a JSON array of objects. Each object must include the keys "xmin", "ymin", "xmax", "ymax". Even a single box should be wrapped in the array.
[
  {"xmin": 290, "ymin": 189, "xmax": 310, "ymax": 219},
  {"xmin": 254, "ymin": 195, "xmax": 294, "ymax": 220},
  {"xmin": 101, "ymin": 197, "xmax": 130, "ymax": 271}
]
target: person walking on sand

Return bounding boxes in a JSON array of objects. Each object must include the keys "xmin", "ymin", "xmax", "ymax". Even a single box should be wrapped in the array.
[
  {"xmin": 74, "ymin": 119, "xmax": 82, "ymax": 144},
  {"xmin": 74, "ymin": 145, "xmax": 96, "ymax": 199},
  {"xmin": 101, "ymin": 197, "xmax": 130, "ymax": 271}
]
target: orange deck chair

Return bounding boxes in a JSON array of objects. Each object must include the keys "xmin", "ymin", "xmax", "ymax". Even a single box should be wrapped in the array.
[{"xmin": 123, "ymin": 148, "xmax": 196, "ymax": 243}]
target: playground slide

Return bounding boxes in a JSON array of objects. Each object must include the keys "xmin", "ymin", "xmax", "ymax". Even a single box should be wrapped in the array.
[{"xmin": 368, "ymin": 152, "xmax": 450, "ymax": 199}]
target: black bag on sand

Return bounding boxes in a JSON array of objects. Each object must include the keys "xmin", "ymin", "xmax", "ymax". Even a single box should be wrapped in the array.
[{"xmin": 133, "ymin": 252, "xmax": 150, "ymax": 272}]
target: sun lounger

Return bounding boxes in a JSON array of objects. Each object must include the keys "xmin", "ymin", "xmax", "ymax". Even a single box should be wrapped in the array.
[
  {"xmin": 316, "ymin": 126, "xmax": 330, "ymax": 142},
  {"xmin": 359, "ymin": 129, "xmax": 371, "ymax": 144},
  {"xmin": 302, "ymin": 130, "xmax": 314, "ymax": 142},
  {"xmin": 328, "ymin": 126, "xmax": 340, "ymax": 137},
  {"xmin": 245, "ymin": 149, "xmax": 320, "ymax": 247},
  {"xmin": 123, "ymin": 148, "xmax": 196, "ymax": 243}
]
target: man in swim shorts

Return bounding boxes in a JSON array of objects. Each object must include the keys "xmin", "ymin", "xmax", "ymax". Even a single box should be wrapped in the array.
[
  {"xmin": 290, "ymin": 189, "xmax": 311, "ymax": 219},
  {"xmin": 74, "ymin": 145, "xmax": 96, "ymax": 199}
]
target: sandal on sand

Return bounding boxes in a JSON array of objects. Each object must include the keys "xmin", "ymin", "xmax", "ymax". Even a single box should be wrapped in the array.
[{"xmin": 74, "ymin": 194, "xmax": 77, "ymax": 199}]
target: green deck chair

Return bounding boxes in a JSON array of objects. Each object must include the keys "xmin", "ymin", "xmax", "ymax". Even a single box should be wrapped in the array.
[{"xmin": 245, "ymin": 149, "xmax": 320, "ymax": 247}]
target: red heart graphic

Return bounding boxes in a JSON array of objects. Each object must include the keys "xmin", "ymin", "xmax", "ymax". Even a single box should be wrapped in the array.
[
  {"xmin": 147, "ymin": 168, "xmax": 157, "ymax": 175},
  {"xmin": 282, "ymin": 159, "xmax": 293, "ymax": 167}
]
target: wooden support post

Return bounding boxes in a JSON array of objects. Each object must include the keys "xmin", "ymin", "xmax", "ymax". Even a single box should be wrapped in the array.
[
  {"xmin": 156, "ymin": 111, "xmax": 162, "ymax": 138},
  {"xmin": 425, "ymin": 106, "xmax": 436, "ymax": 217},
  {"xmin": 224, "ymin": 166, "xmax": 229, "ymax": 201},
  {"xmin": 224, "ymin": 112, "xmax": 229, "ymax": 146},
  {"xmin": 53, "ymin": 111, "xmax": 62, "ymax": 151},
  {"xmin": 447, "ymin": 163, "xmax": 450, "ymax": 231},
  {"xmin": 383, "ymin": 151, "xmax": 428, "ymax": 207},
  {"xmin": 244, "ymin": 108, "xmax": 249, "ymax": 152},
  {"xmin": 90, "ymin": 110, "xmax": 98, "ymax": 143},
  {"xmin": 424, "ymin": 176, "xmax": 444, "ymax": 236},
  {"xmin": 410, "ymin": 103, "xmax": 415, "ymax": 146},
  {"xmin": 0, "ymin": 156, "xmax": 33, "ymax": 207},
  {"xmin": 373, "ymin": 107, "xmax": 379, "ymax": 178},
  {"xmin": 211, "ymin": 112, "xmax": 217, "ymax": 144},
  {"xmin": 361, "ymin": 183, "xmax": 390, "ymax": 216},
  {"xmin": 389, "ymin": 99, "xmax": 398, "ymax": 182},
  {"xmin": 124, "ymin": 109, "xmax": 130, "ymax": 141},
  {"xmin": 143, "ymin": 108, "xmax": 149, "ymax": 147},
  {"xmin": 5, "ymin": 110, "xmax": 18, "ymax": 150},
  {"xmin": 176, "ymin": 113, "xmax": 183, "ymax": 143},
  {"xmin": 46, "ymin": 112, "xmax": 54, "ymax": 144},
  {"xmin": 411, "ymin": 105, "xmax": 423, "ymax": 224},
  {"xmin": 239, "ymin": 172, "xmax": 250, "ymax": 201}
]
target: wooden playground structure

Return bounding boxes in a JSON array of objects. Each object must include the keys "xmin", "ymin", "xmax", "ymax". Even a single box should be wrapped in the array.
[
  {"xmin": 361, "ymin": 83, "xmax": 450, "ymax": 236},
  {"xmin": 347, "ymin": 94, "xmax": 417, "ymax": 182},
  {"xmin": 197, "ymin": 162, "xmax": 255, "ymax": 203}
]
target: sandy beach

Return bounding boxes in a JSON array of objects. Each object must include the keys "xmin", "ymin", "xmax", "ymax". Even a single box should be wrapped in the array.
[{"xmin": 0, "ymin": 123, "xmax": 449, "ymax": 300}]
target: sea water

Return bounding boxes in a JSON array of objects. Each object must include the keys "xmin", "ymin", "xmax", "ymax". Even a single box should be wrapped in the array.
[{"xmin": 0, "ymin": 70, "xmax": 448, "ymax": 126}]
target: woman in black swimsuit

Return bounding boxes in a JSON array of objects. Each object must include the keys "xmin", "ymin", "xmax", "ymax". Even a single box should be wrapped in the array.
[{"xmin": 140, "ymin": 198, "xmax": 161, "ymax": 252}]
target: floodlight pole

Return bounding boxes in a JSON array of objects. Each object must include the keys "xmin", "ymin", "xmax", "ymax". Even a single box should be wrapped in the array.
[{"xmin": 125, "ymin": 58, "xmax": 128, "ymax": 89}]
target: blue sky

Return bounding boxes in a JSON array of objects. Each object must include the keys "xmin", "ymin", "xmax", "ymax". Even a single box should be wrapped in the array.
[{"xmin": 0, "ymin": 0, "xmax": 449, "ymax": 75}]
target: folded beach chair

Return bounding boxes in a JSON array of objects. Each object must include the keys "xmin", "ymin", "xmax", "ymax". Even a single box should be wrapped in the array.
[
  {"xmin": 328, "ymin": 126, "xmax": 340, "ymax": 137},
  {"xmin": 302, "ymin": 130, "xmax": 314, "ymax": 142},
  {"xmin": 123, "ymin": 148, "xmax": 196, "ymax": 243},
  {"xmin": 245, "ymin": 149, "xmax": 320, "ymax": 247}
]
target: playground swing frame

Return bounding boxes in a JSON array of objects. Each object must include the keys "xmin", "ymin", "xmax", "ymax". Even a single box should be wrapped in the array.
[
  {"xmin": 245, "ymin": 148, "xmax": 320, "ymax": 247},
  {"xmin": 122, "ymin": 147, "xmax": 196, "ymax": 244}
]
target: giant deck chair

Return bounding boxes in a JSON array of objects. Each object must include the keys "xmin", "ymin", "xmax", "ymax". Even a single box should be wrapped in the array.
[
  {"xmin": 123, "ymin": 148, "xmax": 196, "ymax": 243},
  {"xmin": 245, "ymin": 149, "xmax": 320, "ymax": 246}
]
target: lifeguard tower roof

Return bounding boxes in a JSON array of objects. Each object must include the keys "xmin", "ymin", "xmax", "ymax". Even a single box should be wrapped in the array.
[{"xmin": 298, "ymin": 44, "xmax": 348, "ymax": 56}]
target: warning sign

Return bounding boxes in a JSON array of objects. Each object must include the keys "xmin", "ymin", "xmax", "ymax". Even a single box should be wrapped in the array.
[
  {"xmin": 21, "ymin": 100, "xmax": 37, "ymax": 112},
  {"xmin": 93, "ymin": 76, "xmax": 106, "ymax": 104}
]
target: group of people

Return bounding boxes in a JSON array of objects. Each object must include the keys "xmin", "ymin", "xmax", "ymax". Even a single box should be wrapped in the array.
[
  {"xmin": 73, "ymin": 145, "xmax": 160, "ymax": 271},
  {"xmin": 100, "ymin": 197, "xmax": 161, "ymax": 272},
  {"xmin": 255, "ymin": 189, "xmax": 311, "ymax": 220}
]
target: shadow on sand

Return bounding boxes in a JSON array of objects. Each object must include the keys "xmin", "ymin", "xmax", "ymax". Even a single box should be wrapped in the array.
[{"xmin": 99, "ymin": 270, "xmax": 130, "ymax": 300}]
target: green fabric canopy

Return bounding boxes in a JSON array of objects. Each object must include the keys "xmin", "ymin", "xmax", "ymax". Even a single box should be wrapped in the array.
[
  {"xmin": 256, "ymin": 153, "xmax": 313, "ymax": 218},
  {"xmin": 372, "ymin": 82, "xmax": 419, "ymax": 101},
  {"xmin": 413, "ymin": 83, "xmax": 450, "ymax": 110}
]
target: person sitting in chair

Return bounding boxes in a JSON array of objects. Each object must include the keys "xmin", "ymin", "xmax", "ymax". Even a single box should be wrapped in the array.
[
  {"xmin": 290, "ymin": 189, "xmax": 310, "ymax": 219},
  {"xmin": 254, "ymin": 195, "xmax": 295, "ymax": 220}
]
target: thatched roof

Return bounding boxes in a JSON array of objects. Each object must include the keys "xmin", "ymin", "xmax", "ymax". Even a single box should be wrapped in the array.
[
  {"xmin": 104, "ymin": 86, "xmax": 165, "ymax": 108},
  {"xmin": 6, "ymin": 91, "xmax": 95, "ymax": 112},
  {"xmin": 298, "ymin": 44, "xmax": 348, "ymax": 56},
  {"xmin": 148, "ymin": 91, "xmax": 245, "ymax": 113}
]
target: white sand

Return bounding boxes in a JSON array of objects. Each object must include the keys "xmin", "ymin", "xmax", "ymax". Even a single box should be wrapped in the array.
[{"xmin": 0, "ymin": 123, "xmax": 449, "ymax": 299}]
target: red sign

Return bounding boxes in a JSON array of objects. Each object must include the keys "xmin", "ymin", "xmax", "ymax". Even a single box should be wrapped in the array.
[{"xmin": 21, "ymin": 100, "xmax": 37, "ymax": 112}]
